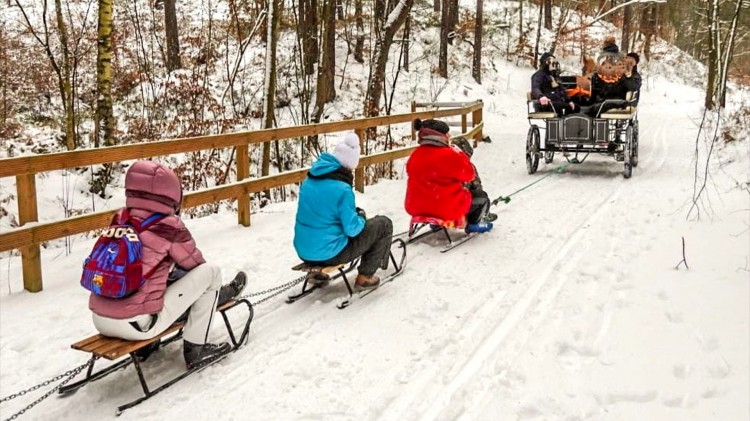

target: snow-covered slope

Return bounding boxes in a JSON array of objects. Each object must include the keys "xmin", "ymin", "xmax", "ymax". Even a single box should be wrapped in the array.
[{"xmin": 1, "ymin": 62, "xmax": 748, "ymax": 421}]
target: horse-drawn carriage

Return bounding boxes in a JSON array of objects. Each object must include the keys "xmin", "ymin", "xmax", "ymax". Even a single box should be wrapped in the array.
[
  {"xmin": 526, "ymin": 48, "xmax": 641, "ymax": 178},
  {"xmin": 525, "ymin": 90, "xmax": 639, "ymax": 178}
]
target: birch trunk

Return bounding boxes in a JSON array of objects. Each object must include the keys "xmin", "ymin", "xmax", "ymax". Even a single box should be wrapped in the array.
[{"xmin": 96, "ymin": 0, "xmax": 115, "ymax": 147}]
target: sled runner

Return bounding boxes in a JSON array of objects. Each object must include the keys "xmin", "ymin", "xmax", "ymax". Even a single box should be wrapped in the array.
[
  {"xmin": 288, "ymin": 239, "xmax": 407, "ymax": 309},
  {"xmin": 60, "ymin": 299, "xmax": 253, "ymax": 415},
  {"xmin": 406, "ymin": 216, "xmax": 481, "ymax": 252}
]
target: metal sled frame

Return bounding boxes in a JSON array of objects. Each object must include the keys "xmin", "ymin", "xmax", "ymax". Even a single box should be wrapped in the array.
[
  {"xmin": 287, "ymin": 259, "xmax": 361, "ymax": 303},
  {"xmin": 59, "ymin": 299, "xmax": 253, "ymax": 415},
  {"xmin": 407, "ymin": 216, "xmax": 477, "ymax": 252}
]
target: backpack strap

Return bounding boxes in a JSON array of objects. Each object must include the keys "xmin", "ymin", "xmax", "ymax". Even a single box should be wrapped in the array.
[
  {"xmin": 139, "ymin": 213, "xmax": 166, "ymax": 231},
  {"xmin": 120, "ymin": 209, "xmax": 166, "ymax": 233}
]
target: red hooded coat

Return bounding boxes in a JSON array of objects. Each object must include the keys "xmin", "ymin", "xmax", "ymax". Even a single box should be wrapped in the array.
[{"xmin": 405, "ymin": 132, "xmax": 475, "ymax": 222}]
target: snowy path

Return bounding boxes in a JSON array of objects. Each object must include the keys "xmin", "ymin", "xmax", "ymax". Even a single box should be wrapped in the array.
[{"xmin": 1, "ymin": 78, "xmax": 748, "ymax": 421}]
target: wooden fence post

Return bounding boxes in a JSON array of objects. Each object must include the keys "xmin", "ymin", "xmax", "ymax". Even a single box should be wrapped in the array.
[
  {"xmin": 236, "ymin": 145, "xmax": 251, "ymax": 227},
  {"xmin": 354, "ymin": 129, "xmax": 365, "ymax": 193},
  {"xmin": 16, "ymin": 173, "xmax": 42, "ymax": 292},
  {"xmin": 472, "ymin": 100, "xmax": 483, "ymax": 145},
  {"xmin": 461, "ymin": 113, "xmax": 468, "ymax": 134},
  {"xmin": 411, "ymin": 101, "xmax": 417, "ymax": 141}
]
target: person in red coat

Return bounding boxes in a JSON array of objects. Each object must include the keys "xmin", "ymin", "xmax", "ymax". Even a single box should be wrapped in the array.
[{"xmin": 405, "ymin": 119, "xmax": 493, "ymax": 233}]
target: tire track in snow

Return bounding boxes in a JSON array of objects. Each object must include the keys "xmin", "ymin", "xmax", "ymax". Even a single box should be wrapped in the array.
[{"xmin": 375, "ymin": 167, "xmax": 628, "ymax": 420}]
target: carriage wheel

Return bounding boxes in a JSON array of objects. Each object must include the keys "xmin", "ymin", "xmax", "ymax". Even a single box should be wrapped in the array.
[
  {"xmin": 623, "ymin": 125, "xmax": 634, "ymax": 179},
  {"xmin": 631, "ymin": 120, "xmax": 639, "ymax": 168},
  {"xmin": 526, "ymin": 126, "xmax": 540, "ymax": 174},
  {"xmin": 544, "ymin": 151, "xmax": 555, "ymax": 164}
]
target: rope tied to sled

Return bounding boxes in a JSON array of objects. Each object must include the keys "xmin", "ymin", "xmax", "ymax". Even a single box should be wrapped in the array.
[{"xmin": 491, "ymin": 164, "xmax": 569, "ymax": 206}]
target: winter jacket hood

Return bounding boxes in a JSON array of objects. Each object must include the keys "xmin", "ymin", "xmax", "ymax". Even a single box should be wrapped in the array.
[{"xmin": 294, "ymin": 154, "xmax": 365, "ymax": 262}]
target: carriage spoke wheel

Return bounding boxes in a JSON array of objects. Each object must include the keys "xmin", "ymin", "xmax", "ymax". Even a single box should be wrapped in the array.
[
  {"xmin": 631, "ymin": 120, "xmax": 639, "ymax": 167},
  {"xmin": 526, "ymin": 126, "xmax": 540, "ymax": 174},
  {"xmin": 623, "ymin": 125, "xmax": 634, "ymax": 179}
]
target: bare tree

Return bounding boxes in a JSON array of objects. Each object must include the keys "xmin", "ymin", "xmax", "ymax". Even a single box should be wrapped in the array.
[
  {"xmin": 313, "ymin": 0, "xmax": 336, "ymax": 122},
  {"xmin": 439, "ymin": 0, "xmax": 450, "ymax": 77},
  {"xmin": 364, "ymin": 0, "xmax": 414, "ymax": 118},
  {"xmin": 353, "ymin": 0, "xmax": 365, "ymax": 63},
  {"xmin": 472, "ymin": 0, "xmax": 483, "ymax": 83},
  {"xmin": 164, "ymin": 0, "xmax": 181, "ymax": 72},
  {"xmin": 95, "ymin": 0, "xmax": 115, "ymax": 148},
  {"xmin": 261, "ymin": 0, "xmax": 281, "ymax": 184},
  {"xmin": 621, "ymin": 2, "xmax": 632, "ymax": 52},
  {"xmin": 544, "ymin": 0, "xmax": 552, "ymax": 29},
  {"xmin": 13, "ymin": 0, "xmax": 78, "ymax": 150},
  {"xmin": 299, "ymin": 0, "xmax": 317, "ymax": 75}
]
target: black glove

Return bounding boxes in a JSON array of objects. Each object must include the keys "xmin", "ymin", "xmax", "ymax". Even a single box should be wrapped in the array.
[{"xmin": 356, "ymin": 207, "xmax": 367, "ymax": 219}]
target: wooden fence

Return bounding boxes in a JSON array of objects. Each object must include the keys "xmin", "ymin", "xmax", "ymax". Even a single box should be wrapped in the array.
[{"xmin": 0, "ymin": 100, "xmax": 483, "ymax": 292}]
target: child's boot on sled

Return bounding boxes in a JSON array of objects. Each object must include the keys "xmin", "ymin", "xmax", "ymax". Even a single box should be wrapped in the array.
[
  {"xmin": 355, "ymin": 273, "xmax": 380, "ymax": 290},
  {"xmin": 183, "ymin": 341, "xmax": 231, "ymax": 370},
  {"xmin": 465, "ymin": 221, "xmax": 493, "ymax": 234},
  {"xmin": 218, "ymin": 271, "xmax": 247, "ymax": 306}
]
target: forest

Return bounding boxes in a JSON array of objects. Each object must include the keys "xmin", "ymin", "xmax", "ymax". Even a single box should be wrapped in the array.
[{"xmin": 0, "ymin": 0, "xmax": 747, "ymax": 205}]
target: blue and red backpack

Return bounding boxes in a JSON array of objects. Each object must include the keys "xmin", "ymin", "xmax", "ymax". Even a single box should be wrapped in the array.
[{"xmin": 81, "ymin": 210, "xmax": 165, "ymax": 299}]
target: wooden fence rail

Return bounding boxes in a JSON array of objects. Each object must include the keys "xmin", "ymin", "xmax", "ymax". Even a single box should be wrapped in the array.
[{"xmin": 0, "ymin": 101, "xmax": 483, "ymax": 292}]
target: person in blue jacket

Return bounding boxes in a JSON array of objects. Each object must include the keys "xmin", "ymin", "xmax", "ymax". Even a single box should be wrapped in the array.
[{"xmin": 293, "ymin": 133, "xmax": 393, "ymax": 289}]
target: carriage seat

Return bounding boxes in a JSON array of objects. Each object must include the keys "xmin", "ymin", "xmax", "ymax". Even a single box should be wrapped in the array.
[
  {"xmin": 526, "ymin": 92, "xmax": 557, "ymax": 119},
  {"xmin": 600, "ymin": 91, "xmax": 638, "ymax": 119}
]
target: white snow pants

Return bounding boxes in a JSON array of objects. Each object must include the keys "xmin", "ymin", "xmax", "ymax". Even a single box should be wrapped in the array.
[{"xmin": 92, "ymin": 263, "xmax": 222, "ymax": 345}]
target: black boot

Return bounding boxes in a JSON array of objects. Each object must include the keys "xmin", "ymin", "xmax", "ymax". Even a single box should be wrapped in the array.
[
  {"xmin": 217, "ymin": 272, "xmax": 247, "ymax": 306},
  {"xmin": 183, "ymin": 340, "xmax": 231, "ymax": 370},
  {"xmin": 133, "ymin": 339, "xmax": 161, "ymax": 362}
]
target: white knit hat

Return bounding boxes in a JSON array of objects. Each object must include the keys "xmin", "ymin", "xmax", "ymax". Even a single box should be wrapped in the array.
[{"xmin": 333, "ymin": 133, "xmax": 361, "ymax": 170}]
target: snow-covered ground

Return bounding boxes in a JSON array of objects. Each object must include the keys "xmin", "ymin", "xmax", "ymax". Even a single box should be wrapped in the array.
[{"xmin": 1, "ymin": 58, "xmax": 748, "ymax": 420}]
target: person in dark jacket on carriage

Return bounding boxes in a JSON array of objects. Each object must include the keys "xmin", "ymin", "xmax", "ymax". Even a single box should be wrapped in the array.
[
  {"xmin": 89, "ymin": 160, "xmax": 247, "ymax": 369},
  {"xmin": 293, "ymin": 133, "xmax": 393, "ymax": 289},
  {"xmin": 405, "ymin": 119, "xmax": 493, "ymax": 233},
  {"xmin": 531, "ymin": 52, "xmax": 579, "ymax": 116}
]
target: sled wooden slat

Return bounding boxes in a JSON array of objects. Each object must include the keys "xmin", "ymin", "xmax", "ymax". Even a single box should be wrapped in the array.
[
  {"xmin": 291, "ymin": 263, "xmax": 345, "ymax": 274},
  {"xmin": 74, "ymin": 324, "xmax": 184, "ymax": 360},
  {"xmin": 72, "ymin": 300, "xmax": 240, "ymax": 361}
]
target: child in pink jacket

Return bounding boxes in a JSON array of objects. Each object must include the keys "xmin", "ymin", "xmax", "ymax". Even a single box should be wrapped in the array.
[{"xmin": 89, "ymin": 160, "xmax": 246, "ymax": 369}]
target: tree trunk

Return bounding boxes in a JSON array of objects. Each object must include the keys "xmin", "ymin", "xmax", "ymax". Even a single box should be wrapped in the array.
[
  {"xmin": 641, "ymin": 3, "xmax": 657, "ymax": 60},
  {"xmin": 353, "ymin": 0, "xmax": 365, "ymax": 63},
  {"xmin": 54, "ymin": 0, "xmax": 76, "ymax": 150},
  {"xmin": 448, "ymin": 0, "xmax": 459, "ymax": 44},
  {"xmin": 433, "ymin": 0, "xmax": 440, "ymax": 12},
  {"xmin": 262, "ymin": 0, "xmax": 280, "ymax": 183},
  {"xmin": 621, "ymin": 3, "xmax": 632, "ymax": 52},
  {"xmin": 403, "ymin": 14, "xmax": 411, "ymax": 72},
  {"xmin": 164, "ymin": 0, "xmax": 181, "ymax": 72},
  {"xmin": 300, "ymin": 0, "xmax": 317, "ymax": 74},
  {"xmin": 543, "ymin": 0, "xmax": 552, "ymax": 29},
  {"xmin": 439, "ymin": 0, "xmax": 449, "ymax": 77},
  {"xmin": 533, "ymin": 0, "xmax": 542, "ymax": 69},
  {"xmin": 518, "ymin": 0, "xmax": 523, "ymax": 41},
  {"xmin": 96, "ymin": 0, "xmax": 115, "ymax": 148},
  {"xmin": 472, "ymin": 0, "xmax": 483, "ymax": 83},
  {"xmin": 718, "ymin": 0, "xmax": 743, "ymax": 108},
  {"xmin": 704, "ymin": 0, "xmax": 718, "ymax": 109},
  {"xmin": 313, "ymin": 0, "xmax": 336, "ymax": 122},
  {"xmin": 364, "ymin": 0, "xmax": 414, "ymax": 118}
]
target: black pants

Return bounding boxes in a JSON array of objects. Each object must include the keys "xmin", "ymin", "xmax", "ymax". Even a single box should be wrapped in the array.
[
  {"xmin": 466, "ymin": 189, "xmax": 490, "ymax": 224},
  {"xmin": 535, "ymin": 102, "xmax": 578, "ymax": 116},
  {"xmin": 306, "ymin": 216, "xmax": 393, "ymax": 276}
]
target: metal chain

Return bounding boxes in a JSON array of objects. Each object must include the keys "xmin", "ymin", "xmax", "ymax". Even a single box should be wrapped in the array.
[
  {"xmin": 1, "ymin": 357, "xmax": 93, "ymax": 421},
  {"xmin": 239, "ymin": 275, "xmax": 306, "ymax": 306}
]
